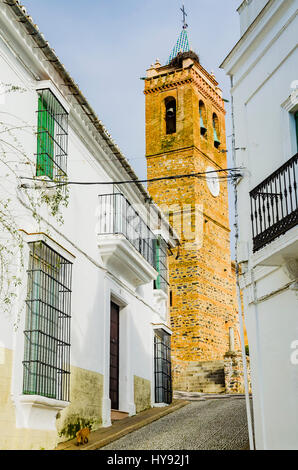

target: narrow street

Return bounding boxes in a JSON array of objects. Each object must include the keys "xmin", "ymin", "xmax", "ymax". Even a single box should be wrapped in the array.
[
  {"xmin": 100, "ymin": 398, "xmax": 249, "ymax": 451},
  {"xmin": 1, "ymin": 0, "xmax": 295, "ymax": 452}
]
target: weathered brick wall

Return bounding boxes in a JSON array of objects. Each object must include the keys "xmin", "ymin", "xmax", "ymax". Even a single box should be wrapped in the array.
[
  {"xmin": 224, "ymin": 351, "xmax": 251, "ymax": 394},
  {"xmin": 145, "ymin": 60, "xmax": 241, "ymax": 391}
]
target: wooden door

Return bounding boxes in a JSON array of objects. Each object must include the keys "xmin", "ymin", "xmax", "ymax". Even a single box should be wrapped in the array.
[{"xmin": 109, "ymin": 302, "xmax": 119, "ymax": 410}]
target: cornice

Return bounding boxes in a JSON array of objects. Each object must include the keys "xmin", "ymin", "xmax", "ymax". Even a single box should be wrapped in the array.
[
  {"xmin": 191, "ymin": 68, "xmax": 226, "ymax": 114},
  {"xmin": 144, "ymin": 77, "xmax": 192, "ymax": 94},
  {"xmin": 1, "ymin": 0, "xmax": 178, "ymax": 244},
  {"xmin": 1, "ymin": 2, "xmax": 149, "ymax": 204},
  {"xmin": 144, "ymin": 69, "xmax": 225, "ymax": 115},
  {"xmin": 220, "ymin": 0, "xmax": 292, "ymax": 74}
]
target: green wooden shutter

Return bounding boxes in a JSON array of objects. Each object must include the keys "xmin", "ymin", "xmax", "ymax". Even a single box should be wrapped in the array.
[
  {"xmin": 154, "ymin": 239, "xmax": 161, "ymax": 289},
  {"xmin": 36, "ymin": 94, "xmax": 54, "ymax": 179}
]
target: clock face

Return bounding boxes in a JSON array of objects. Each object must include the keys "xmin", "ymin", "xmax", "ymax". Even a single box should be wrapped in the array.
[{"xmin": 206, "ymin": 166, "xmax": 220, "ymax": 197}]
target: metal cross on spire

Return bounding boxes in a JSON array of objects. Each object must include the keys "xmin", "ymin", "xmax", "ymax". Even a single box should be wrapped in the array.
[
  {"xmin": 167, "ymin": 4, "xmax": 190, "ymax": 64},
  {"xmin": 180, "ymin": 4, "xmax": 188, "ymax": 29}
]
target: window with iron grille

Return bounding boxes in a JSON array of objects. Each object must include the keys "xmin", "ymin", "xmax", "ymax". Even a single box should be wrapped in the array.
[
  {"xmin": 153, "ymin": 237, "xmax": 169, "ymax": 294},
  {"xmin": 23, "ymin": 241, "xmax": 72, "ymax": 401},
  {"xmin": 36, "ymin": 88, "xmax": 68, "ymax": 180},
  {"xmin": 154, "ymin": 331, "xmax": 172, "ymax": 405}
]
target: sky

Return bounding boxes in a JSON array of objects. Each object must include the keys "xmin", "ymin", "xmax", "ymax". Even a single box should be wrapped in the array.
[{"xmin": 23, "ymin": 0, "xmax": 242, "ymax": 254}]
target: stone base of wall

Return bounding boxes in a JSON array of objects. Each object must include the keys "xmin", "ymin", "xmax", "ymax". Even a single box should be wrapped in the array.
[
  {"xmin": 134, "ymin": 375, "xmax": 151, "ymax": 413},
  {"xmin": 0, "ymin": 347, "xmax": 104, "ymax": 449},
  {"xmin": 56, "ymin": 366, "xmax": 104, "ymax": 442},
  {"xmin": 173, "ymin": 360, "xmax": 225, "ymax": 393},
  {"xmin": 224, "ymin": 351, "xmax": 251, "ymax": 394},
  {"xmin": 0, "ymin": 347, "xmax": 57, "ymax": 450}
]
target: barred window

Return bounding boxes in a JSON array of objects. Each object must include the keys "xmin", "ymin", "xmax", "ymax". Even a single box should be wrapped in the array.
[
  {"xmin": 153, "ymin": 237, "xmax": 168, "ymax": 294},
  {"xmin": 23, "ymin": 241, "xmax": 72, "ymax": 401},
  {"xmin": 36, "ymin": 88, "xmax": 68, "ymax": 180},
  {"xmin": 154, "ymin": 331, "xmax": 172, "ymax": 404}
]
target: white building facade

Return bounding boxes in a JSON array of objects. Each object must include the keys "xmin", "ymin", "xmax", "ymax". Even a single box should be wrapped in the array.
[
  {"xmin": 0, "ymin": 1, "xmax": 177, "ymax": 450},
  {"xmin": 221, "ymin": 0, "xmax": 298, "ymax": 450}
]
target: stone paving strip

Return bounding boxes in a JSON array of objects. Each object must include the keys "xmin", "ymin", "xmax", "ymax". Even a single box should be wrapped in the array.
[
  {"xmin": 55, "ymin": 400, "xmax": 188, "ymax": 451},
  {"xmin": 174, "ymin": 391, "xmax": 250, "ymax": 401}
]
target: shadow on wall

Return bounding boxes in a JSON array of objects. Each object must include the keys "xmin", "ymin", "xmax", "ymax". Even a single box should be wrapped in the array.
[
  {"xmin": 56, "ymin": 260, "xmax": 155, "ymax": 442},
  {"xmin": 56, "ymin": 259, "xmax": 105, "ymax": 442},
  {"xmin": 129, "ymin": 299, "xmax": 153, "ymax": 413}
]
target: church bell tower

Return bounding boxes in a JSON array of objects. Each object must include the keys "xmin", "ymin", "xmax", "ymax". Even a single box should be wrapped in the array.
[{"xmin": 144, "ymin": 17, "xmax": 240, "ymax": 392}]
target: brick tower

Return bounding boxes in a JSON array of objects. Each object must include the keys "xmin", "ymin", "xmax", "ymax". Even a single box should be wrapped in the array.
[{"xmin": 144, "ymin": 29, "xmax": 240, "ymax": 392}]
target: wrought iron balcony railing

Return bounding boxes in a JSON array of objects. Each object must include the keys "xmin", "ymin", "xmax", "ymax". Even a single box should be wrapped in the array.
[
  {"xmin": 98, "ymin": 193, "xmax": 169, "ymax": 292},
  {"xmin": 98, "ymin": 193, "xmax": 156, "ymax": 267},
  {"xmin": 250, "ymin": 153, "xmax": 298, "ymax": 252}
]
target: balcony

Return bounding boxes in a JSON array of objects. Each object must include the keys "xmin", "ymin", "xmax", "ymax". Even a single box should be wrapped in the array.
[
  {"xmin": 250, "ymin": 153, "xmax": 298, "ymax": 256},
  {"xmin": 97, "ymin": 193, "xmax": 159, "ymax": 287}
]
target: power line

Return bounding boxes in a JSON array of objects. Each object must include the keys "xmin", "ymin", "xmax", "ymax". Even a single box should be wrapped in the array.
[{"xmin": 20, "ymin": 167, "xmax": 243, "ymax": 190}]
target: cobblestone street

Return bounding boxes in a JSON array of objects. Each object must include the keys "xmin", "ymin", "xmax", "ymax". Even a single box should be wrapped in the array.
[{"xmin": 100, "ymin": 398, "xmax": 249, "ymax": 451}]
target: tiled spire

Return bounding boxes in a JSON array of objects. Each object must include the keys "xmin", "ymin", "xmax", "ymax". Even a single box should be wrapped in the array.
[{"xmin": 167, "ymin": 28, "xmax": 190, "ymax": 64}]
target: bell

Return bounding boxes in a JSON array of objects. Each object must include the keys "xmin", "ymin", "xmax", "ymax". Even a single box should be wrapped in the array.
[
  {"xmin": 166, "ymin": 107, "xmax": 175, "ymax": 118},
  {"xmin": 200, "ymin": 116, "xmax": 207, "ymax": 136},
  {"xmin": 214, "ymin": 128, "xmax": 221, "ymax": 148}
]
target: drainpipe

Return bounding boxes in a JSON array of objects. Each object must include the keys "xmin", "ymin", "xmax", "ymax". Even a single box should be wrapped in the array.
[{"xmin": 230, "ymin": 76, "xmax": 255, "ymax": 450}]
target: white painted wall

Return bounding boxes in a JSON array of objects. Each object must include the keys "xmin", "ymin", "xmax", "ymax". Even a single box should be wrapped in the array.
[
  {"xmin": 222, "ymin": 0, "xmax": 298, "ymax": 450},
  {"xmin": 0, "ymin": 1, "xmax": 173, "ymax": 437},
  {"xmin": 238, "ymin": 0, "xmax": 270, "ymax": 35}
]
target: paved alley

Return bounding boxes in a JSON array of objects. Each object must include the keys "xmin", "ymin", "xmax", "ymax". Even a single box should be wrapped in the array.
[{"xmin": 100, "ymin": 398, "xmax": 249, "ymax": 451}]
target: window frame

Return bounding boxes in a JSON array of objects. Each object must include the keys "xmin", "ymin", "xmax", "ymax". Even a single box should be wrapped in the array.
[
  {"xmin": 35, "ymin": 82, "xmax": 69, "ymax": 181},
  {"xmin": 154, "ymin": 330, "xmax": 172, "ymax": 405},
  {"xmin": 23, "ymin": 240, "xmax": 73, "ymax": 402},
  {"xmin": 281, "ymin": 93, "xmax": 298, "ymax": 161},
  {"xmin": 153, "ymin": 236, "xmax": 169, "ymax": 294}
]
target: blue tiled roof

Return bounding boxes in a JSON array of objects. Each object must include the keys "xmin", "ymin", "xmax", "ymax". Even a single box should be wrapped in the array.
[{"xmin": 167, "ymin": 29, "xmax": 190, "ymax": 64}]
